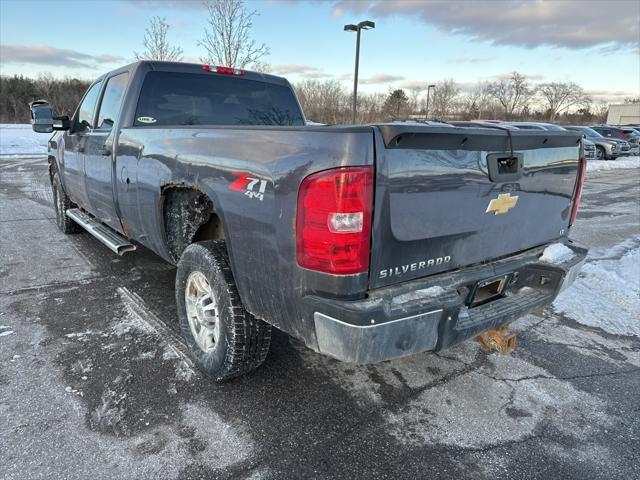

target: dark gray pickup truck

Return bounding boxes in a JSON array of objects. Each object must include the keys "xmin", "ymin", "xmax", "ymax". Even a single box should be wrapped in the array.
[{"xmin": 30, "ymin": 61, "xmax": 587, "ymax": 381}]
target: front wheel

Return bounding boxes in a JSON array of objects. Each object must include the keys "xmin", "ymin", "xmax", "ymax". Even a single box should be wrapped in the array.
[
  {"xmin": 51, "ymin": 173, "xmax": 81, "ymax": 234},
  {"xmin": 595, "ymin": 146, "xmax": 605, "ymax": 160},
  {"xmin": 175, "ymin": 240, "xmax": 272, "ymax": 382}
]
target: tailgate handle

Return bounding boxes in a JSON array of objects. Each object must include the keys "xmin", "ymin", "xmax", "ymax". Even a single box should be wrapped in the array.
[{"xmin": 487, "ymin": 152, "xmax": 523, "ymax": 182}]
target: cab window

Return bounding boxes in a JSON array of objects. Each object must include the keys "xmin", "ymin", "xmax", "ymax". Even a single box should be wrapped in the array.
[
  {"xmin": 75, "ymin": 81, "xmax": 103, "ymax": 133},
  {"xmin": 97, "ymin": 72, "xmax": 129, "ymax": 131}
]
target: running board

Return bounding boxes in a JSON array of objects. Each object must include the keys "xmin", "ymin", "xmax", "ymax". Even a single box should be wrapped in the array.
[{"xmin": 66, "ymin": 209, "xmax": 136, "ymax": 256}]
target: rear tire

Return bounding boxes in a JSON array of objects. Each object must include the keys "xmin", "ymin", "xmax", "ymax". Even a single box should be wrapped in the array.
[
  {"xmin": 175, "ymin": 240, "xmax": 272, "ymax": 382},
  {"xmin": 51, "ymin": 173, "xmax": 81, "ymax": 234}
]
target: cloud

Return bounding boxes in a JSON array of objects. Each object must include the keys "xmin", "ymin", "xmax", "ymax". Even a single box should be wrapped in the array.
[
  {"xmin": 330, "ymin": 0, "xmax": 640, "ymax": 51},
  {"xmin": 0, "ymin": 45, "xmax": 125, "ymax": 69},
  {"xmin": 586, "ymin": 89, "xmax": 640, "ymax": 103},
  {"xmin": 270, "ymin": 63, "xmax": 332, "ymax": 78},
  {"xmin": 360, "ymin": 74, "xmax": 405, "ymax": 84},
  {"xmin": 447, "ymin": 56, "xmax": 493, "ymax": 64},
  {"xmin": 492, "ymin": 72, "xmax": 545, "ymax": 81},
  {"xmin": 398, "ymin": 80, "xmax": 432, "ymax": 91}
]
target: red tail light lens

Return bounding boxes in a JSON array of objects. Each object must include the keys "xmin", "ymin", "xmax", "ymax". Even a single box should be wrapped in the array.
[
  {"xmin": 296, "ymin": 166, "xmax": 374, "ymax": 274},
  {"xmin": 569, "ymin": 155, "xmax": 586, "ymax": 226},
  {"xmin": 202, "ymin": 65, "xmax": 245, "ymax": 75}
]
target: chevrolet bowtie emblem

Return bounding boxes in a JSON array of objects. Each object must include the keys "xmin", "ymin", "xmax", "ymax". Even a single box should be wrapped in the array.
[{"xmin": 486, "ymin": 193, "xmax": 519, "ymax": 215}]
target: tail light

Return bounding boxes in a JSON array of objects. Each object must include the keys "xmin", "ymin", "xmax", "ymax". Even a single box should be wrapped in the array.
[
  {"xmin": 296, "ymin": 166, "xmax": 374, "ymax": 274},
  {"xmin": 569, "ymin": 155, "xmax": 586, "ymax": 227}
]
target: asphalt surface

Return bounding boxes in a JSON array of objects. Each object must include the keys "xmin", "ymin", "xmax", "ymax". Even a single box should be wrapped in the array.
[{"xmin": 1, "ymin": 156, "xmax": 639, "ymax": 480}]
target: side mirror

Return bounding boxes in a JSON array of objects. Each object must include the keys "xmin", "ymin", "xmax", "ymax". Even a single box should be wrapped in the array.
[
  {"xmin": 30, "ymin": 100, "xmax": 54, "ymax": 133},
  {"xmin": 29, "ymin": 100, "xmax": 71, "ymax": 133}
]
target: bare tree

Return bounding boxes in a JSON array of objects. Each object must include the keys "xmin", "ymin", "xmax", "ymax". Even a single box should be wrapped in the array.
[
  {"xmin": 199, "ymin": 0, "xmax": 269, "ymax": 69},
  {"xmin": 430, "ymin": 79, "xmax": 460, "ymax": 119},
  {"xmin": 487, "ymin": 72, "xmax": 533, "ymax": 119},
  {"xmin": 135, "ymin": 16, "xmax": 183, "ymax": 61},
  {"xmin": 295, "ymin": 80, "xmax": 349, "ymax": 124},
  {"xmin": 538, "ymin": 82, "xmax": 591, "ymax": 121}
]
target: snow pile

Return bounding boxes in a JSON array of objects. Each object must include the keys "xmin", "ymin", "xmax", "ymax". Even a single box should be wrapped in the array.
[
  {"xmin": 587, "ymin": 155, "xmax": 639, "ymax": 172},
  {"xmin": 554, "ymin": 240, "xmax": 640, "ymax": 337},
  {"xmin": 539, "ymin": 243, "xmax": 575, "ymax": 264},
  {"xmin": 0, "ymin": 124, "xmax": 50, "ymax": 157}
]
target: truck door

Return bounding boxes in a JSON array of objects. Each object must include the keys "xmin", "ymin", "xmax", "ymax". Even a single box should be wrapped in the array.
[
  {"xmin": 62, "ymin": 80, "xmax": 103, "ymax": 209},
  {"xmin": 84, "ymin": 72, "xmax": 129, "ymax": 233}
]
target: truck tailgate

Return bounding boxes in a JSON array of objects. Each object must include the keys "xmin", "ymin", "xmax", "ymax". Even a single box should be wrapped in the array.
[{"xmin": 370, "ymin": 125, "xmax": 582, "ymax": 289}]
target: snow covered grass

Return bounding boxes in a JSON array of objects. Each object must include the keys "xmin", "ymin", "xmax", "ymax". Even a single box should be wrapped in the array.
[
  {"xmin": 0, "ymin": 124, "xmax": 50, "ymax": 157},
  {"xmin": 554, "ymin": 237, "xmax": 640, "ymax": 337},
  {"xmin": 586, "ymin": 155, "xmax": 640, "ymax": 172}
]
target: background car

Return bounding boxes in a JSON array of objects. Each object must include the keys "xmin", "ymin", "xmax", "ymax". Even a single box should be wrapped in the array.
[
  {"xmin": 503, "ymin": 121, "xmax": 566, "ymax": 131},
  {"xmin": 564, "ymin": 125, "xmax": 628, "ymax": 160},
  {"xmin": 591, "ymin": 125, "xmax": 638, "ymax": 155}
]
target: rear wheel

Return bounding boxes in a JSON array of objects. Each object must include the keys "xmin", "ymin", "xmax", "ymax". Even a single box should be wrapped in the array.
[
  {"xmin": 175, "ymin": 240, "xmax": 272, "ymax": 382},
  {"xmin": 51, "ymin": 173, "xmax": 81, "ymax": 234}
]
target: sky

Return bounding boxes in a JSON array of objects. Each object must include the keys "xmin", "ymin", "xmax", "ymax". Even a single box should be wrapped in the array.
[{"xmin": 1, "ymin": 0, "xmax": 639, "ymax": 104}]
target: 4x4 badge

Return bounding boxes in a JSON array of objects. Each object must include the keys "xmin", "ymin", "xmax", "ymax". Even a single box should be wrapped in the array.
[
  {"xmin": 229, "ymin": 172, "xmax": 268, "ymax": 201},
  {"xmin": 486, "ymin": 193, "xmax": 519, "ymax": 215}
]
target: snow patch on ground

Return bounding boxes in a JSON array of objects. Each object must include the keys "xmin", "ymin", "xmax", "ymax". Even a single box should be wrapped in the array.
[
  {"xmin": 0, "ymin": 124, "xmax": 50, "ymax": 156},
  {"xmin": 539, "ymin": 243, "xmax": 575, "ymax": 264},
  {"xmin": 554, "ymin": 238, "xmax": 640, "ymax": 337},
  {"xmin": 586, "ymin": 155, "xmax": 639, "ymax": 172}
]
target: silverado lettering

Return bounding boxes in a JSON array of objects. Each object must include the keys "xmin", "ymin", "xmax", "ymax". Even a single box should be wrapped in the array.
[{"xmin": 379, "ymin": 256, "xmax": 452, "ymax": 279}]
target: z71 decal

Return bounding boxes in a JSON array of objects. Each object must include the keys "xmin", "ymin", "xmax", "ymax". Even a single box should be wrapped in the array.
[{"xmin": 228, "ymin": 172, "xmax": 268, "ymax": 201}]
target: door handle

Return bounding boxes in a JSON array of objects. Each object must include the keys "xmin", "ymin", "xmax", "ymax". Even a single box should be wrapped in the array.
[
  {"xmin": 99, "ymin": 147, "xmax": 111, "ymax": 156},
  {"xmin": 77, "ymin": 146, "xmax": 85, "ymax": 153}
]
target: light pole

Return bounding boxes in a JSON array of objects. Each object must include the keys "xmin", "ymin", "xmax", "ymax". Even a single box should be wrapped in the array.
[
  {"xmin": 344, "ymin": 20, "xmax": 375, "ymax": 124},
  {"xmin": 425, "ymin": 84, "xmax": 436, "ymax": 119}
]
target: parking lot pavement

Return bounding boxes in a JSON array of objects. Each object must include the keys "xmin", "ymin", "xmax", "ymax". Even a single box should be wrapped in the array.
[{"xmin": 1, "ymin": 157, "xmax": 638, "ymax": 480}]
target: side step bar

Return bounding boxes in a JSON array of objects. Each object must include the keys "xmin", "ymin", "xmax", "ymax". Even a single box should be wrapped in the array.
[{"xmin": 66, "ymin": 208, "xmax": 136, "ymax": 256}]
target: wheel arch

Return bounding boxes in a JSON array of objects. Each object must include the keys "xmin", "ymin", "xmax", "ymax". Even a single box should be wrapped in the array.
[{"xmin": 160, "ymin": 183, "xmax": 226, "ymax": 263}]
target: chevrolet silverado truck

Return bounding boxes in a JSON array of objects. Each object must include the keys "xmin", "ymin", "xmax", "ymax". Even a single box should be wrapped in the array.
[{"xmin": 30, "ymin": 61, "xmax": 587, "ymax": 381}]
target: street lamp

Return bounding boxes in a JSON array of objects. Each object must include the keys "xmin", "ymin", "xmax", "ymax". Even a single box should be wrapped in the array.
[
  {"xmin": 344, "ymin": 20, "xmax": 375, "ymax": 124},
  {"xmin": 425, "ymin": 84, "xmax": 436, "ymax": 119}
]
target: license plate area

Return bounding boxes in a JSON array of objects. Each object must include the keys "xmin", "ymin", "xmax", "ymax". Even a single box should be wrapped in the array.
[{"xmin": 468, "ymin": 275, "xmax": 510, "ymax": 307}]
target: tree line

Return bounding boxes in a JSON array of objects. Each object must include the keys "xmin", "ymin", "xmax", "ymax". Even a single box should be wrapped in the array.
[
  {"xmin": 0, "ymin": 74, "xmax": 91, "ymax": 123},
  {"xmin": 295, "ymin": 73, "xmax": 612, "ymax": 125}
]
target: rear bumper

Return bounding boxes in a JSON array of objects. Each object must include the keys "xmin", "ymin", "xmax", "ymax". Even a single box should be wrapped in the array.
[{"xmin": 306, "ymin": 241, "xmax": 587, "ymax": 363}]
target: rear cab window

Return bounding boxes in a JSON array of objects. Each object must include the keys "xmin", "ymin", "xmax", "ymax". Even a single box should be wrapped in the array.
[{"xmin": 133, "ymin": 71, "xmax": 305, "ymax": 127}]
